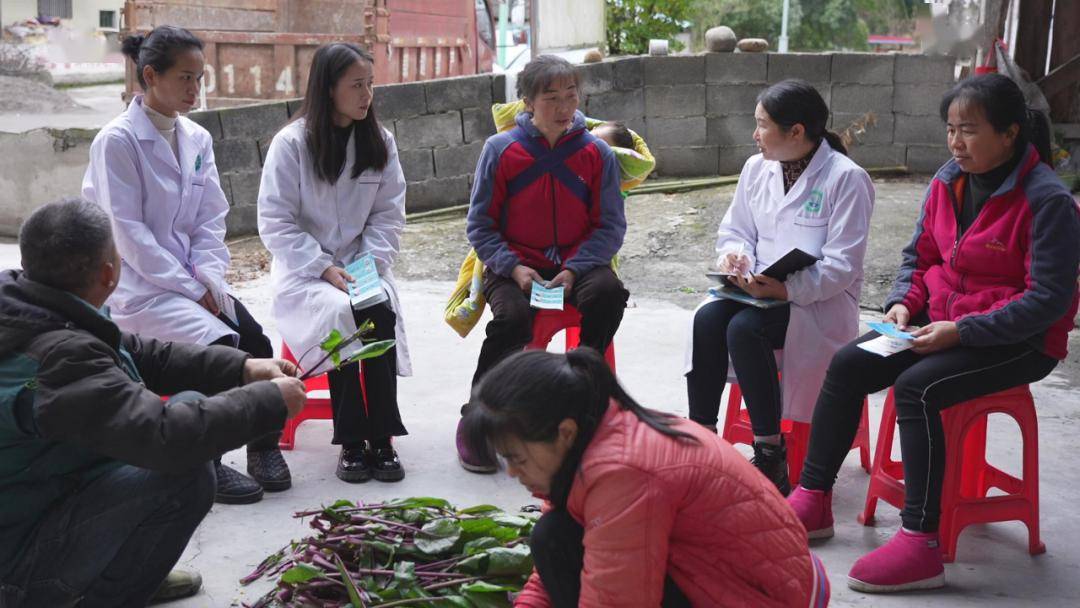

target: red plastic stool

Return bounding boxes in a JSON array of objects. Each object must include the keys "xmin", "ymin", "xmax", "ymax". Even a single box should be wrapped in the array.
[
  {"xmin": 278, "ymin": 342, "xmax": 365, "ymax": 450},
  {"xmin": 858, "ymin": 384, "xmax": 1043, "ymax": 562},
  {"xmin": 721, "ymin": 382, "xmax": 871, "ymax": 485},
  {"xmin": 527, "ymin": 305, "xmax": 616, "ymax": 370}
]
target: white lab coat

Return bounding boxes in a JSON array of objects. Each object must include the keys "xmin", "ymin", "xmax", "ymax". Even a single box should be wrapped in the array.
[
  {"xmin": 257, "ymin": 119, "xmax": 411, "ymax": 376},
  {"xmin": 82, "ymin": 96, "xmax": 236, "ymax": 346},
  {"xmin": 685, "ymin": 141, "xmax": 875, "ymax": 422}
]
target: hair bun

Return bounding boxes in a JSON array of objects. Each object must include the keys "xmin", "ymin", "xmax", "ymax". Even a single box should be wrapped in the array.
[{"xmin": 121, "ymin": 34, "xmax": 146, "ymax": 61}]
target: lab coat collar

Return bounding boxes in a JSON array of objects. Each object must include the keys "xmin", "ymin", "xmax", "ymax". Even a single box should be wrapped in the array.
[
  {"xmin": 128, "ymin": 95, "xmax": 182, "ymax": 175},
  {"xmin": 765, "ymin": 138, "xmax": 835, "ymax": 205}
]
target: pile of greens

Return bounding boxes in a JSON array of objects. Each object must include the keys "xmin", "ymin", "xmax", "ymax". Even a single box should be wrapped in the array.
[{"xmin": 242, "ymin": 497, "xmax": 538, "ymax": 607}]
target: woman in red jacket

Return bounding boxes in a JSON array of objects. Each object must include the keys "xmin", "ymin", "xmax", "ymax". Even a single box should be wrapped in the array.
[
  {"xmin": 463, "ymin": 348, "xmax": 830, "ymax": 608},
  {"xmin": 788, "ymin": 73, "xmax": 1080, "ymax": 593}
]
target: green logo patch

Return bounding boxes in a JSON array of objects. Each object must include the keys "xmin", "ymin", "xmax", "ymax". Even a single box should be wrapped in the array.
[{"xmin": 802, "ymin": 189, "xmax": 824, "ymax": 214}]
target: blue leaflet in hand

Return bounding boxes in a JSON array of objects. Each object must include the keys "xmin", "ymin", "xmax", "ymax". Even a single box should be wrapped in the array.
[{"xmin": 867, "ymin": 321, "xmax": 914, "ymax": 341}]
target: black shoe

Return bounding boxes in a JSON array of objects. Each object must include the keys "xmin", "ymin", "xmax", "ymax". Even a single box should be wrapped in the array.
[
  {"xmin": 214, "ymin": 462, "xmax": 264, "ymax": 504},
  {"xmin": 336, "ymin": 445, "xmax": 372, "ymax": 483},
  {"xmin": 751, "ymin": 440, "xmax": 791, "ymax": 497},
  {"xmin": 247, "ymin": 448, "xmax": 292, "ymax": 492},
  {"xmin": 369, "ymin": 446, "xmax": 405, "ymax": 482}
]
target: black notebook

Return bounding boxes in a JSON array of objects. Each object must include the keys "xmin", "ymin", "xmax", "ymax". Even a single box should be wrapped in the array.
[{"xmin": 705, "ymin": 248, "xmax": 820, "ymax": 309}]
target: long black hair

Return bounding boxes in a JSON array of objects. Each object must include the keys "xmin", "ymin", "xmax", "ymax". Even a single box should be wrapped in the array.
[
  {"xmin": 939, "ymin": 73, "xmax": 1052, "ymax": 166},
  {"xmin": 121, "ymin": 25, "xmax": 203, "ymax": 90},
  {"xmin": 462, "ymin": 348, "xmax": 697, "ymax": 509},
  {"xmin": 757, "ymin": 78, "xmax": 847, "ymax": 155},
  {"xmin": 295, "ymin": 43, "xmax": 388, "ymax": 184}
]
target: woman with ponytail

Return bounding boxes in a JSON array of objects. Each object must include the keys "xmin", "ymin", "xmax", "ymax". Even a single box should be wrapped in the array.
[
  {"xmin": 82, "ymin": 26, "xmax": 289, "ymax": 505},
  {"xmin": 788, "ymin": 73, "xmax": 1079, "ymax": 593},
  {"xmin": 463, "ymin": 348, "xmax": 830, "ymax": 608},
  {"xmin": 685, "ymin": 79, "xmax": 874, "ymax": 495}
]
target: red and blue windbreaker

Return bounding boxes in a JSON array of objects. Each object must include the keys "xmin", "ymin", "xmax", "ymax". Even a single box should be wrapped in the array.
[
  {"xmin": 466, "ymin": 111, "xmax": 626, "ymax": 277},
  {"xmin": 885, "ymin": 144, "xmax": 1080, "ymax": 359}
]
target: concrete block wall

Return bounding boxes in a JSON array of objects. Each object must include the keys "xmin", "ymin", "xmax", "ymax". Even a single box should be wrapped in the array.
[
  {"xmin": 574, "ymin": 52, "xmax": 954, "ymax": 179},
  {"xmin": 185, "ymin": 73, "xmax": 507, "ymax": 235}
]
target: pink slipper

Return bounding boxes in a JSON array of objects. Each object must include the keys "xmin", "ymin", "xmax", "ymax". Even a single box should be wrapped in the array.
[
  {"xmin": 787, "ymin": 485, "xmax": 834, "ymax": 540},
  {"xmin": 847, "ymin": 528, "xmax": 945, "ymax": 593}
]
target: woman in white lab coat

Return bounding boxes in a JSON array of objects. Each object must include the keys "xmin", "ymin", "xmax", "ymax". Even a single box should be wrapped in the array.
[
  {"xmin": 685, "ymin": 79, "xmax": 874, "ymax": 495},
  {"xmin": 258, "ymin": 43, "xmax": 410, "ymax": 483},
  {"xmin": 82, "ymin": 25, "xmax": 288, "ymax": 505}
]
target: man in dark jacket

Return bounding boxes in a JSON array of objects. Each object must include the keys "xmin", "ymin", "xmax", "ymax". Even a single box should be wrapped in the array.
[{"xmin": 0, "ymin": 198, "xmax": 307, "ymax": 607}]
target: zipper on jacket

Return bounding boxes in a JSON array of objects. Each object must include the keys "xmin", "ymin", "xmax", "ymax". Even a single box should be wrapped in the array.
[{"xmin": 550, "ymin": 176, "xmax": 560, "ymax": 264}]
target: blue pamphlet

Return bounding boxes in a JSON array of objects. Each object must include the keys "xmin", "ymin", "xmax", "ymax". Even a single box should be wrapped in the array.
[
  {"xmin": 867, "ymin": 321, "xmax": 914, "ymax": 341},
  {"xmin": 345, "ymin": 253, "xmax": 388, "ymax": 309},
  {"xmin": 530, "ymin": 281, "xmax": 565, "ymax": 310}
]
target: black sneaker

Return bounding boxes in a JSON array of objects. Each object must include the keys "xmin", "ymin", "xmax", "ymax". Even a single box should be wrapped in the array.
[
  {"xmin": 214, "ymin": 461, "xmax": 264, "ymax": 504},
  {"xmin": 751, "ymin": 440, "xmax": 791, "ymax": 497},
  {"xmin": 336, "ymin": 445, "xmax": 372, "ymax": 483},
  {"xmin": 369, "ymin": 446, "xmax": 405, "ymax": 482},
  {"xmin": 247, "ymin": 448, "xmax": 292, "ymax": 492}
]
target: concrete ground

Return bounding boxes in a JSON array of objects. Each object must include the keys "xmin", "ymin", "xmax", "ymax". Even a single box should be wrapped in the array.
[
  {"xmin": 0, "ymin": 82, "xmax": 125, "ymax": 133},
  {"xmin": 2, "ymin": 176, "xmax": 1079, "ymax": 606}
]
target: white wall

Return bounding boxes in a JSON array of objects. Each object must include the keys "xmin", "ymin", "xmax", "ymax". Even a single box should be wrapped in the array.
[
  {"xmin": 534, "ymin": 0, "xmax": 604, "ymax": 52},
  {"xmin": 1, "ymin": 0, "xmax": 39, "ymax": 23},
  {"xmin": 1, "ymin": 0, "xmax": 123, "ymax": 33}
]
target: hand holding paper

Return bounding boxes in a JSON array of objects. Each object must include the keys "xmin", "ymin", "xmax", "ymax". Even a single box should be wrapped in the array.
[{"xmin": 530, "ymin": 281, "xmax": 565, "ymax": 310}]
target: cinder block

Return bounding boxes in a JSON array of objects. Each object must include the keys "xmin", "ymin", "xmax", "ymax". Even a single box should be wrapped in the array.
[
  {"xmin": 225, "ymin": 204, "xmax": 258, "ymax": 237},
  {"xmin": 768, "ymin": 53, "xmax": 831, "ymax": 83},
  {"xmin": 894, "ymin": 114, "xmax": 945, "ymax": 145},
  {"xmin": 375, "ymin": 81, "xmax": 427, "ymax": 120},
  {"xmin": 905, "ymin": 145, "xmax": 951, "ymax": 173},
  {"xmin": 492, "ymin": 74, "xmax": 508, "ymax": 103},
  {"xmin": 187, "ymin": 109, "xmax": 222, "ymax": 139},
  {"xmin": 577, "ymin": 61, "xmax": 614, "ymax": 95},
  {"xmin": 219, "ymin": 102, "xmax": 289, "ymax": 140},
  {"xmin": 895, "ymin": 54, "xmax": 955, "ymax": 84},
  {"xmin": 405, "ymin": 175, "xmax": 471, "ymax": 212},
  {"xmin": 705, "ymin": 84, "xmax": 763, "ymax": 117},
  {"xmin": 399, "ymin": 148, "xmax": 434, "ymax": 181},
  {"xmin": 611, "ymin": 56, "xmax": 644, "ymax": 90},
  {"xmin": 425, "ymin": 75, "xmax": 493, "ymax": 113},
  {"xmin": 830, "ymin": 84, "xmax": 894, "ymax": 115},
  {"xmin": 257, "ymin": 138, "xmax": 272, "ymax": 165},
  {"xmin": 893, "ymin": 83, "xmax": 951, "ymax": 116},
  {"xmin": 645, "ymin": 116, "xmax": 708, "ymax": 146},
  {"xmin": 831, "ymin": 53, "xmax": 894, "ymax": 85},
  {"xmin": 644, "ymin": 85, "xmax": 706, "ymax": 118},
  {"xmin": 654, "ymin": 145, "xmax": 719, "ymax": 176},
  {"xmin": 435, "ymin": 141, "xmax": 485, "ymax": 177},
  {"xmin": 831, "ymin": 112, "xmax": 894, "ymax": 145},
  {"xmin": 718, "ymin": 145, "xmax": 759, "ymax": 175},
  {"xmin": 586, "ymin": 89, "xmax": 645, "ymax": 121},
  {"xmin": 463, "ymin": 107, "xmax": 497, "ymax": 143},
  {"xmin": 705, "ymin": 52, "xmax": 768, "ymax": 84},
  {"xmin": 707, "ymin": 114, "xmax": 757, "ymax": 146},
  {"xmin": 847, "ymin": 144, "xmax": 907, "ymax": 169},
  {"xmin": 212, "ymin": 139, "xmax": 260, "ymax": 173},
  {"xmin": 227, "ymin": 170, "xmax": 262, "ymax": 207},
  {"xmin": 395, "ymin": 112, "xmax": 463, "ymax": 149},
  {"xmin": 286, "ymin": 98, "xmax": 303, "ymax": 117},
  {"xmin": 643, "ymin": 55, "xmax": 706, "ymax": 86}
]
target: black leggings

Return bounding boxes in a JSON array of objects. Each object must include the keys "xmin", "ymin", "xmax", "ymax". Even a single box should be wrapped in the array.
[
  {"xmin": 800, "ymin": 331, "xmax": 1057, "ymax": 532},
  {"xmin": 530, "ymin": 510, "xmax": 691, "ymax": 608},
  {"xmin": 210, "ymin": 296, "xmax": 278, "ymax": 452},
  {"xmin": 686, "ymin": 299, "xmax": 789, "ymax": 435},
  {"xmin": 326, "ymin": 302, "xmax": 407, "ymax": 446}
]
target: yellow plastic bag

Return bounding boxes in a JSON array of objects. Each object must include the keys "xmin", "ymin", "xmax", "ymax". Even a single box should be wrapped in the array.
[
  {"xmin": 444, "ymin": 249, "xmax": 486, "ymax": 338},
  {"xmin": 491, "ymin": 100, "xmax": 656, "ymax": 191}
]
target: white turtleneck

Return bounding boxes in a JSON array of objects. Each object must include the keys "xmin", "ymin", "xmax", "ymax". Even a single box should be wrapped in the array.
[{"xmin": 143, "ymin": 101, "xmax": 180, "ymax": 163}]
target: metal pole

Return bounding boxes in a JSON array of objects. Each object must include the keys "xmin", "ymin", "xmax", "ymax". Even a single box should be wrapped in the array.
[
  {"xmin": 779, "ymin": 0, "xmax": 790, "ymax": 53},
  {"xmin": 497, "ymin": 1, "xmax": 508, "ymax": 68}
]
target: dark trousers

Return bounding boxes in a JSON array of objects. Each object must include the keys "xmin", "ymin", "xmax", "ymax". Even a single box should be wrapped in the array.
[
  {"xmin": 0, "ymin": 395, "xmax": 216, "ymax": 608},
  {"xmin": 326, "ymin": 302, "xmax": 407, "ymax": 446},
  {"xmin": 210, "ymin": 296, "xmax": 279, "ymax": 452},
  {"xmin": 530, "ymin": 510, "xmax": 691, "ymax": 608},
  {"xmin": 686, "ymin": 299, "xmax": 790, "ymax": 434},
  {"xmin": 471, "ymin": 265, "xmax": 629, "ymax": 386},
  {"xmin": 800, "ymin": 331, "xmax": 1057, "ymax": 532}
]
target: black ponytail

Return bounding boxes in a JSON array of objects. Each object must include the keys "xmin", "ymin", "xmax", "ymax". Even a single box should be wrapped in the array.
[
  {"xmin": 462, "ymin": 348, "xmax": 696, "ymax": 509},
  {"xmin": 940, "ymin": 73, "xmax": 1051, "ymax": 165},
  {"xmin": 122, "ymin": 25, "xmax": 203, "ymax": 90},
  {"xmin": 757, "ymin": 78, "xmax": 847, "ymax": 156}
]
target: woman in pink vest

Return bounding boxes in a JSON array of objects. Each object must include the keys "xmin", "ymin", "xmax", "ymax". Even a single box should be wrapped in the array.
[
  {"xmin": 462, "ymin": 348, "xmax": 830, "ymax": 607},
  {"xmin": 789, "ymin": 73, "xmax": 1079, "ymax": 593}
]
